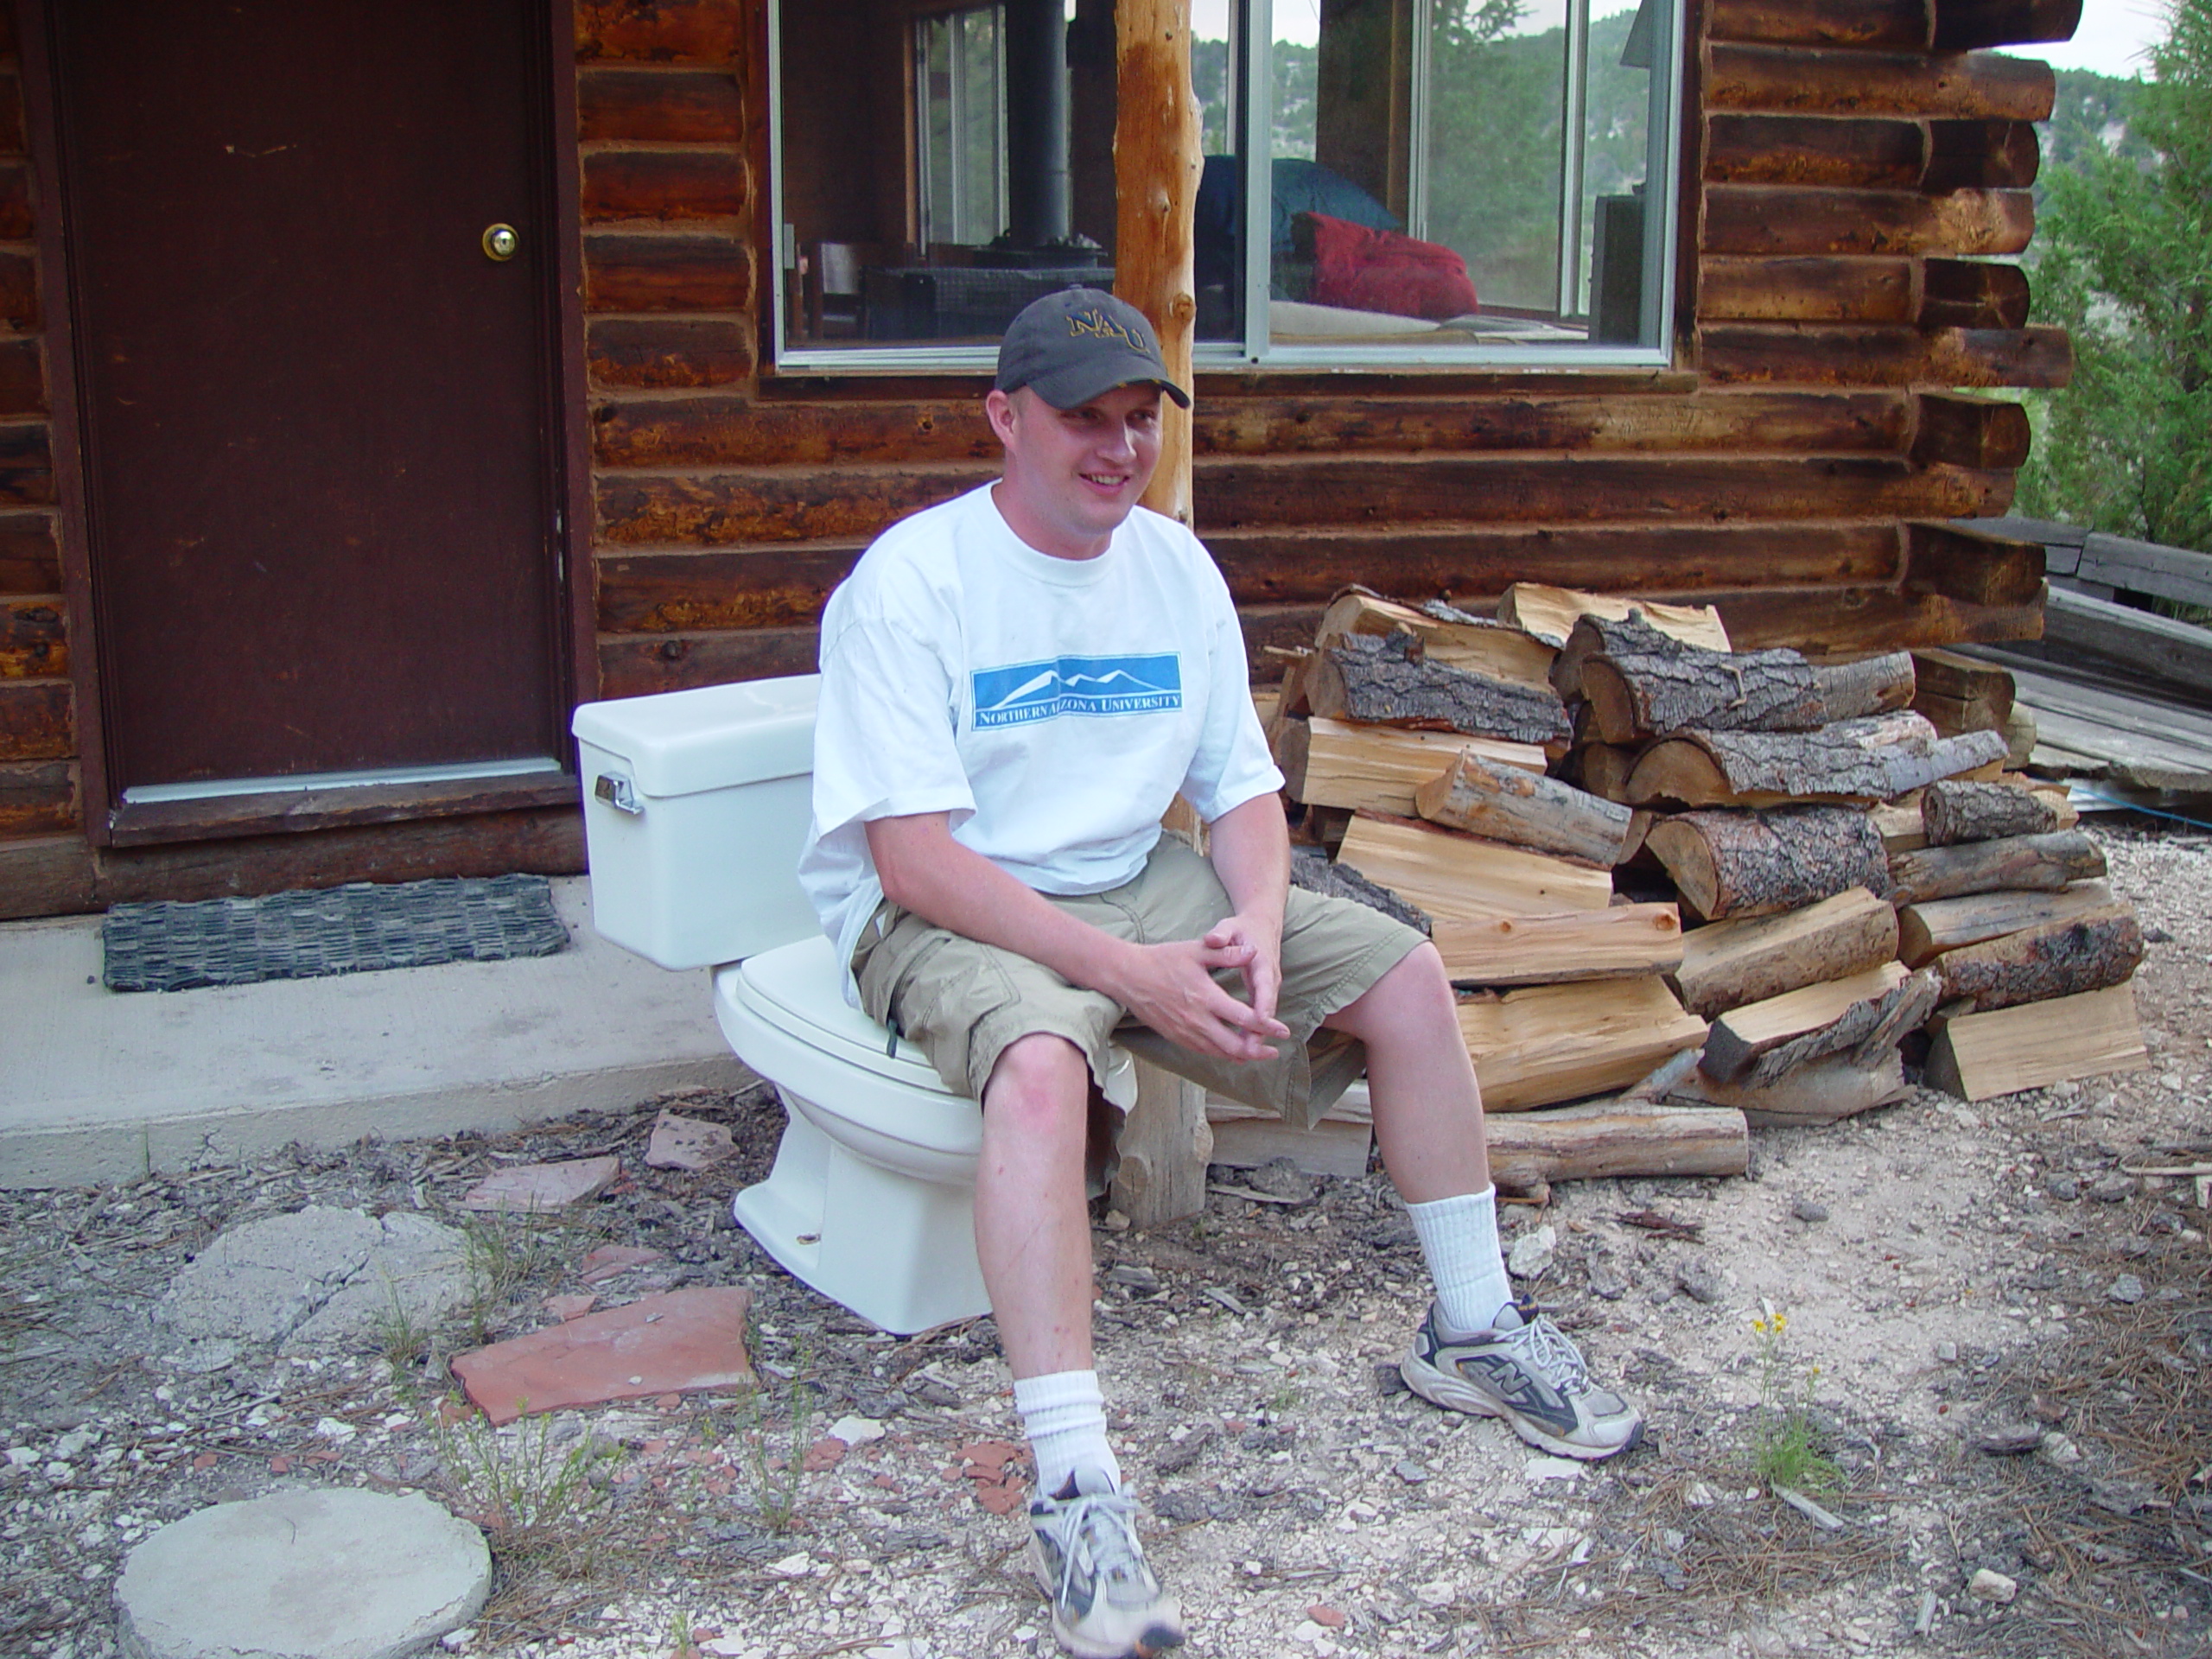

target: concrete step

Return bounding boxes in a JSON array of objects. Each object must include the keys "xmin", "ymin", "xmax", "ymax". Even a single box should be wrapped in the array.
[{"xmin": 0, "ymin": 877, "xmax": 747, "ymax": 1187}]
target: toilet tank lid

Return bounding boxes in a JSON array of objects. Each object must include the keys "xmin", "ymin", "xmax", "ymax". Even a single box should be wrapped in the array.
[{"xmin": 571, "ymin": 676, "xmax": 818, "ymax": 798}]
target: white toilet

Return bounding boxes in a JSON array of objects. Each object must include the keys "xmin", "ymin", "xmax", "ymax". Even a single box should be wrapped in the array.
[{"xmin": 569, "ymin": 676, "xmax": 1134, "ymax": 1335}]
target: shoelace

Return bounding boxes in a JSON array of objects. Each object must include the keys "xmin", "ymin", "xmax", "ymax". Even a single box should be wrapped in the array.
[
  {"xmin": 1504, "ymin": 1313, "xmax": 1592, "ymax": 1392},
  {"xmin": 1049, "ymin": 1491, "xmax": 1151, "ymax": 1601}
]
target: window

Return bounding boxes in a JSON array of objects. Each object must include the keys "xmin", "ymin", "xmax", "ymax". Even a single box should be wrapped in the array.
[{"xmin": 770, "ymin": 0, "xmax": 1681, "ymax": 370}]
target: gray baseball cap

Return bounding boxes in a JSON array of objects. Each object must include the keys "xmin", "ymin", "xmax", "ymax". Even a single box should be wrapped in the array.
[{"xmin": 995, "ymin": 287, "xmax": 1192, "ymax": 410}]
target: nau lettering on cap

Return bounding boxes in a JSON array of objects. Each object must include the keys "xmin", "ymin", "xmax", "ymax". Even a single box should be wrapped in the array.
[{"xmin": 1067, "ymin": 308, "xmax": 1142, "ymax": 349}]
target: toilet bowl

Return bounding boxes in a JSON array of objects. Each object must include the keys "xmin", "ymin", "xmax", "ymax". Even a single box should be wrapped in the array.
[{"xmin": 570, "ymin": 676, "xmax": 1132, "ymax": 1336}]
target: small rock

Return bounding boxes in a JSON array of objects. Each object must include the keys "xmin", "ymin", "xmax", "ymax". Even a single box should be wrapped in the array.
[
  {"xmin": 313, "ymin": 1417, "xmax": 358, "ymax": 1444},
  {"xmin": 2038, "ymin": 1431, "xmax": 2082, "ymax": 1465},
  {"xmin": 767, "ymin": 1553, "xmax": 812, "ymax": 1579},
  {"xmin": 2088, "ymin": 1476, "xmax": 2157, "ymax": 1516},
  {"xmin": 1746, "ymin": 1629, "xmax": 1788, "ymax": 1659},
  {"xmin": 52, "ymin": 1427, "xmax": 97, "ymax": 1460},
  {"xmin": 1523, "ymin": 1456, "xmax": 1582, "ymax": 1484},
  {"xmin": 1675, "ymin": 1258, "xmax": 1726, "ymax": 1305},
  {"xmin": 543, "ymin": 1294, "xmax": 599, "ymax": 1322},
  {"xmin": 1290, "ymin": 1620, "xmax": 1328, "ymax": 1644},
  {"xmin": 4, "ymin": 1447, "xmax": 37, "ymax": 1468},
  {"xmin": 1935, "ymin": 1341, "xmax": 1959, "ymax": 1363},
  {"xmin": 1414, "ymin": 1580, "xmax": 1457, "ymax": 1609},
  {"xmin": 826, "ymin": 1414, "xmax": 887, "ymax": 1447},
  {"xmin": 1585, "ymin": 1255, "xmax": 1628, "ymax": 1300},
  {"xmin": 2088, "ymin": 1174, "xmax": 2137, "ymax": 1204},
  {"xmin": 1507, "ymin": 1226, "xmax": 1557, "ymax": 1280},
  {"xmin": 802, "ymin": 1438, "xmax": 847, "ymax": 1472},
  {"xmin": 1307, "ymin": 1605, "xmax": 1347, "ymax": 1630},
  {"xmin": 1247, "ymin": 1159, "xmax": 1316, "ymax": 1203},
  {"xmin": 645, "ymin": 1109, "xmax": 737, "ymax": 1172},
  {"xmin": 1682, "ymin": 1481, "xmax": 1718, "ymax": 1509},
  {"xmin": 1102, "ymin": 1210, "xmax": 1132, "ymax": 1233},
  {"xmin": 2107, "ymin": 1274, "xmax": 2146, "ymax": 1305},
  {"xmin": 1395, "ymin": 1459, "xmax": 1430, "ymax": 1484},
  {"xmin": 460, "ymin": 1156, "xmax": 620, "ymax": 1212},
  {"xmin": 1104, "ymin": 1263, "xmax": 1161, "ymax": 1294},
  {"xmin": 577, "ymin": 1243, "xmax": 664, "ymax": 1284},
  {"xmin": 2044, "ymin": 1173, "xmax": 2082, "ymax": 1202},
  {"xmin": 1789, "ymin": 1198, "xmax": 1828, "ymax": 1224},
  {"xmin": 1967, "ymin": 1567, "xmax": 2018, "ymax": 1604}
]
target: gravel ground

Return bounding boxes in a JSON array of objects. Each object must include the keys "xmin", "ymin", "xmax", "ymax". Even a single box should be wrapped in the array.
[{"xmin": 3, "ymin": 819, "xmax": 2209, "ymax": 1659}]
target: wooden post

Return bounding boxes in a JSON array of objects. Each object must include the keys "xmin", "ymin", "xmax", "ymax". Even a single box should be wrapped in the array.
[
  {"xmin": 1115, "ymin": 0, "xmax": 1199, "ymax": 524},
  {"xmin": 1110, "ymin": 1057, "xmax": 1214, "ymax": 1226}
]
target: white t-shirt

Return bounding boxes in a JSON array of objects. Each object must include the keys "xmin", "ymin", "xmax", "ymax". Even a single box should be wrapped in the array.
[{"xmin": 798, "ymin": 484, "xmax": 1285, "ymax": 994}]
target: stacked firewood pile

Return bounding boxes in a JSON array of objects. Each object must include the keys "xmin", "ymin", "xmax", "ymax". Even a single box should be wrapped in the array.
[{"xmin": 1229, "ymin": 583, "xmax": 2149, "ymax": 1196}]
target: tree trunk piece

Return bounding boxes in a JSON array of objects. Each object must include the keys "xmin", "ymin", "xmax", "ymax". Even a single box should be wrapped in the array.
[
  {"xmin": 1669, "ymin": 1048, "xmax": 1909, "ymax": 1124},
  {"xmin": 1429, "ymin": 903, "xmax": 1684, "ymax": 986},
  {"xmin": 1896, "ymin": 879, "xmax": 2113, "ymax": 967},
  {"xmin": 1337, "ymin": 811, "xmax": 1614, "ymax": 919},
  {"xmin": 1933, "ymin": 905, "xmax": 2144, "ymax": 1011},
  {"xmin": 1645, "ymin": 804, "xmax": 1891, "ymax": 920},
  {"xmin": 1920, "ymin": 777, "xmax": 2060, "ymax": 844},
  {"xmin": 1670, "ymin": 884, "xmax": 1898, "ymax": 1016},
  {"xmin": 1288, "ymin": 845, "xmax": 1431, "ymax": 936},
  {"xmin": 1275, "ymin": 716, "xmax": 1547, "ymax": 814},
  {"xmin": 1414, "ymin": 749, "xmax": 1636, "ymax": 865},
  {"xmin": 1582, "ymin": 645, "xmax": 1825, "ymax": 744},
  {"xmin": 1116, "ymin": 0, "xmax": 1199, "ymax": 524},
  {"xmin": 1887, "ymin": 828, "xmax": 2106, "ymax": 906},
  {"xmin": 1457, "ymin": 977, "xmax": 1709, "ymax": 1112},
  {"xmin": 1109, "ymin": 1057, "xmax": 1213, "ymax": 1226},
  {"xmin": 1308, "ymin": 632, "xmax": 1573, "ymax": 747},
  {"xmin": 1317, "ymin": 587, "xmax": 1557, "ymax": 688},
  {"xmin": 1924, "ymin": 982, "xmax": 2147, "ymax": 1102},
  {"xmin": 1700, "ymin": 960, "xmax": 1911, "ymax": 1084},
  {"xmin": 1481, "ymin": 1102, "xmax": 1749, "ymax": 1193},
  {"xmin": 1503, "ymin": 582, "xmax": 1731, "ymax": 654},
  {"xmin": 1626, "ymin": 712, "xmax": 2007, "ymax": 807}
]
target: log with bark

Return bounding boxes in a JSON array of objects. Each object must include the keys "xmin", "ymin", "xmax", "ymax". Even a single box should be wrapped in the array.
[
  {"xmin": 1576, "ymin": 743, "xmax": 1642, "ymax": 804},
  {"xmin": 1306, "ymin": 632, "xmax": 1573, "ymax": 747},
  {"xmin": 1924, "ymin": 982, "xmax": 2148, "ymax": 1102},
  {"xmin": 1886, "ymin": 828, "xmax": 2106, "ymax": 906},
  {"xmin": 1669, "ymin": 1047, "xmax": 1910, "ymax": 1125},
  {"xmin": 1920, "ymin": 777, "xmax": 2059, "ymax": 845},
  {"xmin": 1624, "ymin": 711, "xmax": 2007, "ymax": 807},
  {"xmin": 1274, "ymin": 716, "xmax": 1547, "ymax": 814},
  {"xmin": 1498, "ymin": 581, "xmax": 1731, "ymax": 652},
  {"xmin": 1896, "ymin": 879, "xmax": 2113, "ymax": 967},
  {"xmin": 1482, "ymin": 1101, "xmax": 1750, "ymax": 1196},
  {"xmin": 1289, "ymin": 845, "xmax": 1431, "ymax": 936},
  {"xmin": 1457, "ymin": 976, "xmax": 1710, "ymax": 1111},
  {"xmin": 1910, "ymin": 647, "xmax": 2014, "ymax": 727},
  {"xmin": 1336, "ymin": 811, "xmax": 1614, "ymax": 918},
  {"xmin": 1669, "ymin": 883, "xmax": 1899, "ymax": 1016},
  {"xmin": 1573, "ymin": 613, "xmax": 1914, "ymax": 742},
  {"xmin": 1644, "ymin": 804, "xmax": 1891, "ymax": 920},
  {"xmin": 1316, "ymin": 587, "xmax": 1556, "ymax": 689},
  {"xmin": 1931, "ymin": 904, "xmax": 2144, "ymax": 1011},
  {"xmin": 1429, "ymin": 903, "xmax": 1684, "ymax": 986},
  {"xmin": 1413, "ymin": 749, "xmax": 1637, "ymax": 866},
  {"xmin": 1701, "ymin": 959, "xmax": 1916, "ymax": 1084}
]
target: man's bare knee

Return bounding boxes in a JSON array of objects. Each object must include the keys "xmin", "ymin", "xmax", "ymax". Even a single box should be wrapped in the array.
[
  {"xmin": 1329, "ymin": 942, "xmax": 1457, "ymax": 1039},
  {"xmin": 982, "ymin": 1033, "xmax": 1090, "ymax": 1137}
]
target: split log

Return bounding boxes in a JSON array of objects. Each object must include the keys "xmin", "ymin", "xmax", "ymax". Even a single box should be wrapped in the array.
[
  {"xmin": 1582, "ymin": 630, "xmax": 1916, "ymax": 743},
  {"xmin": 1897, "ymin": 879, "xmax": 2112, "ymax": 967},
  {"xmin": 1429, "ymin": 904, "xmax": 1683, "ymax": 987},
  {"xmin": 1306, "ymin": 632, "xmax": 1572, "ymax": 747},
  {"xmin": 1624, "ymin": 713, "xmax": 2007, "ymax": 807},
  {"xmin": 1316, "ymin": 588, "xmax": 1555, "ymax": 689},
  {"xmin": 1275, "ymin": 716, "xmax": 1547, "ymax": 814},
  {"xmin": 1913, "ymin": 650, "xmax": 2017, "ymax": 730},
  {"xmin": 1933, "ymin": 904, "xmax": 2144, "ymax": 1012},
  {"xmin": 1924, "ymin": 982, "xmax": 2147, "ymax": 1102},
  {"xmin": 1670, "ymin": 884, "xmax": 1897, "ymax": 1017},
  {"xmin": 1920, "ymin": 778, "xmax": 2058, "ymax": 845},
  {"xmin": 2000, "ymin": 774, "xmax": 2076, "ymax": 828},
  {"xmin": 1499, "ymin": 582, "xmax": 1731, "ymax": 653},
  {"xmin": 1414, "ymin": 750, "xmax": 1636, "ymax": 866},
  {"xmin": 1576, "ymin": 744, "xmax": 1640, "ymax": 804},
  {"xmin": 1458, "ymin": 977, "xmax": 1709, "ymax": 1112},
  {"xmin": 1288, "ymin": 845, "xmax": 1431, "ymax": 936},
  {"xmin": 1886, "ymin": 828, "xmax": 2106, "ymax": 906},
  {"xmin": 1671, "ymin": 1049, "xmax": 1909, "ymax": 1125},
  {"xmin": 1872, "ymin": 798, "xmax": 1925, "ymax": 853},
  {"xmin": 1645, "ymin": 805, "xmax": 1890, "ymax": 921},
  {"xmin": 1727, "ymin": 965, "xmax": 1942, "ymax": 1088},
  {"xmin": 1482, "ymin": 1102, "xmax": 1749, "ymax": 1194},
  {"xmin": 1336, "ymin": 812, "xmax": 1613, "ymax": 919},
  {"xmin": 1109, "ymin": 1058, "xmax": 1212, "ymax": 1227},
  {"xmin": 1700, "ymin": 960, "xmax": 1909, "ymax": 1084}
]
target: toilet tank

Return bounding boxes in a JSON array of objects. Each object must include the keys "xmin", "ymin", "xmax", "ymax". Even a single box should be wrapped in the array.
[{"xmin": 571, "ymin": 676, "xmax": 820, "ymax": 970}]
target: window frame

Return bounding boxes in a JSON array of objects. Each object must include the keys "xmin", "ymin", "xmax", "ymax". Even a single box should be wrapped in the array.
[{"xmin": 766, "ymin": 0, "xmax": 1685, "ymax": 377}]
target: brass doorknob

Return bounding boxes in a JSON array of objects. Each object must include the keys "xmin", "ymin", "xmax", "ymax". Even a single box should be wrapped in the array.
[{"xmin": 482, "ymin": 223, "xmax": 519, "ymax": 261}]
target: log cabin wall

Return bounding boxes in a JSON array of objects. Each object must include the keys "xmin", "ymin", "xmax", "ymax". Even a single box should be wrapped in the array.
[{"xmin": 0, "ymin": 0, "xmax": 2075, "ymax": 915}]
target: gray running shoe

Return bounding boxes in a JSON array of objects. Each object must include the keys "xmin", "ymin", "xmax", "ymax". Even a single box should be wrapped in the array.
[
  {"xmin": 1400, "ymin": 1302, "xmax": 1643, "ymax": 1460},
  {"xmin": 1028, "ymin": 1478, "xmax": 1185, "ymax": 1659}
]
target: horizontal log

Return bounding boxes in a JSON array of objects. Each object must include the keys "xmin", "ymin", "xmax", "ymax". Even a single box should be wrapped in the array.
[
  {"xmin": 1698, "ymin": 323, "xmax": 2071, "ymax": 389},
  {"xmin": 1897, "ymin": 877, "xmax": 2112, "ymax": 966},
  {"xmin": 1911, "ymin": 392, "xmax": 2030, "ymax": 472},
  {"xmin": 1888, "ymin": 827, "xmax": 2105, "ymax": 906},
  {"xmin": 1459, "ymin": 977, "xmax": 1709, "ymax": 1112},
  {"xmin": 596, "ymin": 626, "xmax": 822, "ymax": 700},
  {"xmin": 0, "ymin": 162, "xmax": 28, "ymax": 239},
  {"xmin": 1646, "ymin": 804, "xmax": 1891, "ymax": 920},
  {"xmin": 587, "ymin": 317, "xmax": 756, "ymax": 388},
  {"xmin": 1712, "ymin": 584, "xmax": 2043, "ymax": 653},
  {"xmin": 1481, "ymin": 1102, "xmax": 1748, "ymax": 1192},
  {"xmin": 1929, "ymin": 0, "xmax": 2084, "ymax": 49},
  {"xmin": 1705, "ymin": 114, "xmax": 2038, "ymax": 193},
  {"xmin": 1699, "ymin": 256, "xmax": 1916, "ymax": 324},
  {"xmin": 0, "ymin": 337, "xmax": 47, "ymax": 416},
  {"xmin": 596, "ymin": 542, "xmax": 860, "ymax": 632},
  {"xmin": 1429, "ymin": 904, "xmax": 1683, "ymax": 986},
  {"xmin": 1275, "ymin": 716, "xmax": 1547, "ymax": 815},
  {"xmin": 1704, "ymin": 185, "xmax": 2032, "ymax": 257},
  {"xmin": 1414, "ymin": 749, "xmax": 1635, "ymax": 864},
  {"xmin": 1707, "ymin": 44, "xmax": 2056, "ymax": 122},
  {"xmin": 596, "ymin": 397, "xmax": 998, "ymax": 468},
  {"xmin": 1921, "ymin": 118, "xmax": 2041, "ymax": 189},
  {"xmin": 1924, "ymin": 980, "xmax": 2145, "ymax": 1101},
  {"xmin": 0, "ymin": 835, "xmax": 97, "ymax": 919},
  {"xmin": 0, "ymin": 677, "xmax": 68, "ymax": 760},
  {"xmin": 578, "ymin": 67, "xmax": 744, "ymax": 143},
  {"xmin": 595, "ymin": 462, "xmax": 988, "ymax": 545},
  {"xmin": 2075, "ymin": 531, "xmax": 2212, "ymax": 612},
  {"xmin": 581, "ymin": 148, "xmax": 749, "ymax": 223},
  {"xmin": 0, "ymin": 511, "xmax": 58, "ymax": 594},
  {"xmin": 0, "ymin": 421, "xmax": 51, "ymax": 504},
  {"xmin": 1921, "ymin": 776, "xmax": 2056, "ymax": 842},
  {"xmin": 0, "ymin": 245, "xmax": 35, "ymax": 329},
  {"xmin": 1317, "ymin": 589, "xmax": 1556, "ymax": 686},
  {"xmin": 1920, "ymin": 257, "xmax": 2031, "ymax": 328},
  {"xmin": 1710, "ymin": 0, "xmax": 2082, "ymax": 50},
  {"xmin": 1628, "ymin": 712, "xmax": 2005, "ymax": 807},
  {"xmin": 1306, "ymin": 632, "xmax": 1572, "ymax": 746},
  {"xmin": 0, "ymin": 759, "xmax": 75, "ymax": 836},
  {"xmin": 1701, "ymin": 959, "xmax": 1911, "ymax": 1084},
  {"xmin": 1904, "ymin": 519, "xmax": 2045, "ymax": 607},
  {"xmin": 1672, "ymin": 884, "xmax": 1899, "ymax": 1017},
  {"xmin": 1671, "ymin": 1049, "xmax": 1909, "ymax": 1124},
  {"xmin": 2041, "ymin": 583, "xmax": 2212, "ymax": 696},
  {"xmin": 575, "ymin": 0, "xmax": 743, "ymax": 64},
  {"xmin": 1337, "ymin": 810, "xmax": 1611, "ymax": 918},
  {"xmin": 1, "ymin": 596, "xmax": 65, "ymax": 677},
  {"xmin": 582, "ymin": 231, "xmax": 753, "ymax": 312}
]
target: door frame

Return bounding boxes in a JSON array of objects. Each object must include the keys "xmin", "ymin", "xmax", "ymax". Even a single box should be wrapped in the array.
[{"xmin": 18, "ymin": 0, "xmax": 598, "ymax": 849}]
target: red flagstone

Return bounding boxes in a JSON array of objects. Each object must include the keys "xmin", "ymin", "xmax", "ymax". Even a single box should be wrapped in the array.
[
  {"xmin": 578, "ymin": 1243, "xmax": 664, "ymax": 1284},
  {"xmin": 450, "ymin": 1286, "xmax": 754, "ymax": 1425},
  {"xmin": 645, "ymin": 1109, "xmax": 738, "ymax": 1171},
  {"xmin": 543, "ymin": 1293, "xmax": 599, "ymax": 1321},
  {"xmin": 461, "ymin": 1155, "xmax": 620, "ymax": 1212}
]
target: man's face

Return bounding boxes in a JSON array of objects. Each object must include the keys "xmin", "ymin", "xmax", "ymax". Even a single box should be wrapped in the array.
[{"xmin": 987, "ymin": 382, "xmax": 1165, "ymax": 559}]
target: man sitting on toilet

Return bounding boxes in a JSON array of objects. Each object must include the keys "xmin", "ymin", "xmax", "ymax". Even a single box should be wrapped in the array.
[{"xmin": 798, "ymin": 288, "xmax": 1641, "ymax": 1659}]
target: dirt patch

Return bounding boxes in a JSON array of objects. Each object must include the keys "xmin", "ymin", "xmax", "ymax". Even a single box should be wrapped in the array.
[{"xmin": 3, "ymin": 819, "xmax": 2209, "ymax": 1659}]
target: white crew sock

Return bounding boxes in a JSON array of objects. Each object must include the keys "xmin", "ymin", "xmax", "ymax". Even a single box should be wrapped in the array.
[
  {"xmin": 1405, "ymin": 1186, "xmax": 1515, "ymax": 1337},
  {"xmin": 1014, "ymin": 1370, "xmax": 1122, "ymax": 1498}
]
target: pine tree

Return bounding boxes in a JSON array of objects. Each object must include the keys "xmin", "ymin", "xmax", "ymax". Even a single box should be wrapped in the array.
[{"xmin": 2017, "ymin": 0, "xmax": 2212, "ymax": 553}]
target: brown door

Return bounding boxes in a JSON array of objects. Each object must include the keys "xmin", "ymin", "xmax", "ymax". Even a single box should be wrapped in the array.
[{"xmin": 48, "ymin": 0, "xmax": 565, "ymax": 798}]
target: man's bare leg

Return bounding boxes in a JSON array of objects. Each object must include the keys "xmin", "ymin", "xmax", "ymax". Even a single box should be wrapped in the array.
[
  {"xmin": 975, "ymin": 1031, "xmax": 1097, "ymax": 1380},
  {"xmin": 1321, "ymin": 941, "xmax": 1489, "ymax": 1202}
]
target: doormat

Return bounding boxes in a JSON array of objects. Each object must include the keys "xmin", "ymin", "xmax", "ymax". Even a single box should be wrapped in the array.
[{"xmin": 101, "ymin": 874, "xmax": 569, "ymax": 993}]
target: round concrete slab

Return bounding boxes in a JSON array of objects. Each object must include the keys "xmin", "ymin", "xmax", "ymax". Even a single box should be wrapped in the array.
[{"xmin": 116, "ymin": 1489, "xmax": 490, "ymax": 1659}]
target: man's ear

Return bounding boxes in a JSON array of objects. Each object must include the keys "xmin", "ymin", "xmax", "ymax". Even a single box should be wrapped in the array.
[{"xmin": 983, "ymin": 387, "xmax": 1019, "ymax": 445}]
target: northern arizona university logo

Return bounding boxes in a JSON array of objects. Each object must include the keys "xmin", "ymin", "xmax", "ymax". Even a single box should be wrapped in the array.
[{"xmin": 971, "ymin": 654, "xmax": 1182, "ymax": 728}]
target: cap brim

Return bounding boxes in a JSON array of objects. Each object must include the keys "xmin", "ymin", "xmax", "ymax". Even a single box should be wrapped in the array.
[{"xmin": 1024, "ymin": 356, "xmax": 1192, "ymax": 410}]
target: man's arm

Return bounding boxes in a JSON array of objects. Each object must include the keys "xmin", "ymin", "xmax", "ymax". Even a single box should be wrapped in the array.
[
  {"xmin": 1194, "ymin": 791, "xmax": 1292, "ymax": 1026},
  {"xmin": 866, "ymin": 813, "xmax": 1291, "ymax": 1062}
]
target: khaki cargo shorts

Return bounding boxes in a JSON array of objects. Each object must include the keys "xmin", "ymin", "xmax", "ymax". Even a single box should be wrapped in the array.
[{"xmin": 850, "ymin": 837, "xmax": 1427, "ymax": 1145}]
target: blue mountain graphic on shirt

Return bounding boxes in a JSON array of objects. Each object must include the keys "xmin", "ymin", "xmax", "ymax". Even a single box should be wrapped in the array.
[{"xmin": 972, "ymin": 654, "xmax": 1183, "ymax": 728}]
